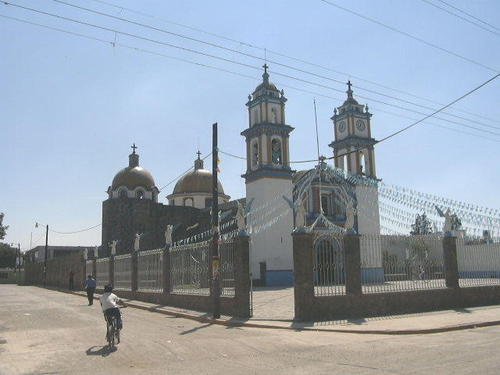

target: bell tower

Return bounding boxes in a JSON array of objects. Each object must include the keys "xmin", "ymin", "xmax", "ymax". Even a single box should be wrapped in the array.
[
  {"xmin": 329, "ymin": 81, "xmax": 377, "ymax": 178},
  {"xmin": 241, "ymin": 65, "xmax": 295, "ymax": 286}
]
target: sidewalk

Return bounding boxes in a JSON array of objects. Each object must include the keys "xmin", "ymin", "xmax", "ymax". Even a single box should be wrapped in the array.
[{"xmin": 69, "ymin": 288, "xmax": 500, "ymax": 335}]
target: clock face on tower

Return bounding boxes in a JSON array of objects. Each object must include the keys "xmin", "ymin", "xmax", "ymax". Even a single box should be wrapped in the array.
[
  {"xmin": 356, "ymin": 119, "xmax": 366, "ymax": 132},
  {"xmin": 338, "ymin": 121, "xmax": 346, "ymax": 133}
]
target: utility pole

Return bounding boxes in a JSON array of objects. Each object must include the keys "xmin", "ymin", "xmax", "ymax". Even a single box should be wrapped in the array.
[
  {"xmin": 211, "ymin": 122, "xmax": 221, "ymax": 319},
  {"xmin": 43, "ymin": 225, "xmax": 49, "ymax": 287}
]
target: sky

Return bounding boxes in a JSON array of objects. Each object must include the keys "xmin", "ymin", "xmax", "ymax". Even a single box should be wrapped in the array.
[{"xmin": 1, "ymin": 0, "xmax": 499, "ymax": 250}]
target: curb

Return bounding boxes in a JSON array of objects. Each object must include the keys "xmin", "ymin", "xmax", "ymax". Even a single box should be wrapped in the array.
[{"xmin": 56, "ymin": 287, "xmax": 500, "ymax": 335}]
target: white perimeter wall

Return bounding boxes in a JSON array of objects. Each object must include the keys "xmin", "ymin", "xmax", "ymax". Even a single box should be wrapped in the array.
[{"xmin": 246, "ymin": 177, "xmax": 294, "ymax": 279}]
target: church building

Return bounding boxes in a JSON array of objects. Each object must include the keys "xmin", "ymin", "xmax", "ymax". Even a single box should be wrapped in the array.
[{"xmin": 100, "ymin": 66, "xmax": 381, "ymax": 285}]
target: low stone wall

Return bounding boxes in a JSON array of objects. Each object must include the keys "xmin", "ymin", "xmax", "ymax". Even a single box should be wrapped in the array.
[
  {"xmin": 293, "ymin": 232, "xmax": 500, "ymax": 321},
  {"xmin": 26, "ymin": 236, "xmax": 251, "ymax": 318}
]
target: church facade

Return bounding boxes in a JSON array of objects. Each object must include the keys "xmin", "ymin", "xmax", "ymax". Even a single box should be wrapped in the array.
[{"xmin": 100, "ymin": 66, "xmax": 381, "ymax": 285}]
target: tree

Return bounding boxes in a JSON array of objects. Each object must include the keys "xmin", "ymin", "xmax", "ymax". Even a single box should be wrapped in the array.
[
  {"xmin": 0, "ymin": 243, "xmax": 16, "ymax": 268},
  {"xmin": 0, "ymin": 213, "xmax": 8, "ymax": 240},
  {"xmin": 410, "ymin": 213, "xmax": 433, "ymax": 235}
]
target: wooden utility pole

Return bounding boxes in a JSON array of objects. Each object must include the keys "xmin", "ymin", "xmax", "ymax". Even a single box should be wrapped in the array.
[{"xmin": 211, "ymin": 123, "xmax": 221, "ymax": 319}]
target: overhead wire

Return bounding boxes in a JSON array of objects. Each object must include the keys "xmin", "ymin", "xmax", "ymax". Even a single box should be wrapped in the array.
[
  {"xmin": 48, "ymin": 0, "xmax": 500, "ymax": 130},
  {"xmin": 419, "ymin": 0, "xmax": 500, "ymax": 37},
  {"xmin": 82, "ymin": 0, "xmax": 500, "ymax": 125},
  {"xmin": 2, "ymin": 12, "xmax": 498, "ymax": 143},
  {"xmin": 49, "ymin": 223, "xmax": 101, "ymax": 234},
  {"xmin": 318, "ymin": 0, "xmax": 499, "ymax": 73},
  {"xmin": 3, "ymin": 1, "xmax": 500, "ymax": 137},
  {"xmin": 220, "ymin": 73, "xmax": 500, "ymax": 163},
  {"xmin": 436, "ymin": 0, "xmax": 500, "ymax": 32},
  {"xmin": 158, "ymin": 152, "xmax": 212, "ymax": 192}
]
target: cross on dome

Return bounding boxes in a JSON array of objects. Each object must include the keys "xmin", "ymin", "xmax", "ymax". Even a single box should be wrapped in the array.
[{"xmin": 131, "ymin": 143, "xmax": 138, "ymax": 154}]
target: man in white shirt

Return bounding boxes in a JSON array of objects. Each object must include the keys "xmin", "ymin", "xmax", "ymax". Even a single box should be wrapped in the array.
[{"xmin": 99, "ymin": 284, "xmax": 125, "ymax": 341}]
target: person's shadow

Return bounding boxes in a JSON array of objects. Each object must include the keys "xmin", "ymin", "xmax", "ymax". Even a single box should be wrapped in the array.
[{"xmin": 86, "ymin": 345, "xmax": 117, "ymax": 357}]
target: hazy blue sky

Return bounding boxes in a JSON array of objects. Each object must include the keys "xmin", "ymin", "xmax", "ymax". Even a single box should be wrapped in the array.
[{"xmin": 1, "ymin": 0, "xmax": 499, "ymax": 249}]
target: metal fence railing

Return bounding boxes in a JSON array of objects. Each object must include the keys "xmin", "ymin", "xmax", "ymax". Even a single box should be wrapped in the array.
[
  {"xmin": 220, "ymin": 238, "xmax": 236, "ymax": 297},
  {"xmin": 458, "ymin": 239, "xmax": 500, "ymax": 288},
  {"xmin": 138, "ymin": 248, "xmax": 163, "ymax": 293},
  {"xmin": 95, "ymin": 258, "xmax": 109, "ymax": 289},
  {"xmin": 313, "ymin": 234, "xmax": 345, "ymax": 296},
  {"xmin": 362, "ymin": 234, "xmax": 446, "ymax": 293},
  {"xmin": 114, "ymin": 254, "xmax": 132, "ymax": 291},
  {"xmin": 170, "ymin": 241, "xmax": 210, "ymax": 296},
  {"xmin": 85, "ymin": 260, "xmax": 93, "ymax": 277}
]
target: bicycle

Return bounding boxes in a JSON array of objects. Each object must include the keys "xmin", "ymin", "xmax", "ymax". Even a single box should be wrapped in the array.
[
  {"xmin": 106, "ymin": 315, "xmax": 119, "ymax": 348},
  {"xmin": 105, "ymin": 306, "xmax": 126, "ymax": 348}
]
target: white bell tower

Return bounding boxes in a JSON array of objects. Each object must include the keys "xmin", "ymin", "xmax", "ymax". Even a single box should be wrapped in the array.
[
  {"xmin": 329, "ymin": 81, "xmax": 381, "ymax": 235},
  {"xmin": 241, "ymin": 65, "xmax": 295, "ymax": 286}
]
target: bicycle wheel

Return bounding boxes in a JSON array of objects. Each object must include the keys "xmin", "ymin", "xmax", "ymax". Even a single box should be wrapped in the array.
[{"xmin": 108, "ymin": 318, "xmax": 116, "ymax": 347}]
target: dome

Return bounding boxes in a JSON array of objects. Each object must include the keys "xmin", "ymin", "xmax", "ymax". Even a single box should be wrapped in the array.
[
  {"xmin": 112, "ymin": 166, "xmax": 156, "ymax": 190},
  {"xmin": 173, "ymin": 169, "xmax": 225, "ymax": 195},
  {"xmin": 172, "ymin": 153, "xmax": 226, "ymax": 195},
  {"xmin": 110, "ymin": 147, "xmax": 156, "ymax": 191}
]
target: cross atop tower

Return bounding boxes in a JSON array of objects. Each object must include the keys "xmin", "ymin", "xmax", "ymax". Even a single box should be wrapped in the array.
[
  {"xmin": 347, "ymin": 80, "xmax": 353, "ymax": 98},
  {"xmin": 131, "ymin": 143, "xmax": 138, "ymax": 154},
  {"xmin": 196, "ymin": 150, "xmax": 201, "ymax": 159},
  {"xmin": 262, "ymin": 63, "xmax": 269, "ymax": 83}
]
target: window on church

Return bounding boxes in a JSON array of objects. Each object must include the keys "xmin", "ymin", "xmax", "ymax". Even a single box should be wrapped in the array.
[
  {"xmin": 251, "ymin": 141, "xmax": 259, "ymax": 169},
  {"xmin": 321, "ymin": 194, "xmax": 331, "ymax": 216},
  {"xmin": 136, "ymin": 190, "xmax": 145, "ymax": 199},
  {"xmin": 119, "ymin": 189, "xmax": 127, "ymax": 198},
  {"xmin": 271, "ymin": 107, "xmax": 277, "ymax": 123},
  {"xmin": 183, "ymin": 198, "xmax": 193, "ymax": 207},
  {"xmin": 271, "ymin": 138, "xmax": 282, "ymax": 165}
]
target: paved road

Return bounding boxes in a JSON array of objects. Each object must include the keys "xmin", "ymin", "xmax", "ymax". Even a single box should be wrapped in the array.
[{"xmin": 1, "ymin": 285, "xmax": 500, "ymax": 375}]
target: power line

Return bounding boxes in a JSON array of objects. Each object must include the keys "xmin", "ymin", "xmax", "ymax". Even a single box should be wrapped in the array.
[
  {"xmin": 436, "ymin": 0, "xmax": 500, "ymax": 32},
  {"xmin": 82, "ymin": 0, "xmax": 500, "ymax": 125},
  {"xmin": 319, "ymin": 0, "xmax": 499, "ymax": 73},
  {"xmin": 221, "ymin": 73, "xmax": 500, "ymax": 163},
  {"xmin": 49, "ymin": 0, "xmax": 500, "ymax": 130},
  {"xmin": 377, "ymin": 73, "xmax": 500, "ymax": 143},
  {"xmin": 2, "ymin": 10, "xmax": 499, "ymax": 140},
  {"xmin": 49, "ymin": 223, "xmax": 101, "ymax": 235},
  {"xmin": 420, "ymin": 0, "xmax": 500, "ymax": 37},
  {"xmin": 158, "ymin": 152, "xmax": 212, "ymax": 192}
]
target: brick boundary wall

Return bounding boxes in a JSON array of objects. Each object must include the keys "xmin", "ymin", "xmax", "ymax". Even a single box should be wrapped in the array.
[
  {"xmin": 293, "ymin": 232, "xmax": 500, "ymax": 322},
  {"xmin": 25, "ymin": 236, "xmax": 251, "ymax": 318}
]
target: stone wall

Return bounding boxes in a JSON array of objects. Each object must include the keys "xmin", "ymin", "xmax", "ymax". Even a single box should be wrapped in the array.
[
  {"xmin": 27, "ymin": 236, "xmax": 251, "ymax": 318},
  {"xmin": 101, "ymin": 198, "xmax": 211, "ymax": 256},
  {"xmin": 293, "ymin": 232, "xmax": 500, "ymax": 321}
]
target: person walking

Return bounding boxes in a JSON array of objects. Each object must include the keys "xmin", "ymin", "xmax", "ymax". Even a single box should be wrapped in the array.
[{"xmin": 84, "ymin": 274, "xmax": 96, "ymax": 305}]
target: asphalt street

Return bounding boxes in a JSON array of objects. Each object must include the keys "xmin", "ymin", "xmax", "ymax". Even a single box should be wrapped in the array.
[{"xmin": 1, "ymin": 285, "xmax": 499, "ymax": 374}]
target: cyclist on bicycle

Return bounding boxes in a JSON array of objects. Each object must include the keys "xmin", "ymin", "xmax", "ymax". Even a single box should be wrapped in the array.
[{"xmin": 99, "ymin": 284, "xmax": 124, "ymax": 338}]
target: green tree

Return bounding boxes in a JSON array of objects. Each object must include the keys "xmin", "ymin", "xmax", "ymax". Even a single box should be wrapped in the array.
[
  {"xmin": 0, "ymin": 243, "xmax": 16, "ymax": 268},
  {"xmin": 410, "ymin": 213, "xmax": 433, "ymax": 235},
  {"xmin": 0, "ymin": 213, "xmax": 8, "ymax": 240}
]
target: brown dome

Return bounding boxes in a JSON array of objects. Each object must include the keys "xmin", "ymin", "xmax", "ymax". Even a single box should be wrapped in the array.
[
  {"xmin": 112, "ymin": 166, "xmax": 156, "ymax": 190},
  {"xmin": 173, "ymin": 168, "xmax": 224, "ymax": 195}
]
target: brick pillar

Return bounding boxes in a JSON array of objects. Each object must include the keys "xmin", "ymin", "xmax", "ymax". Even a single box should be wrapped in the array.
[
  {"xmin": 109, "ymin": 255, "xmax": 115, "ymax": 287},
  {"xmin": 443, "ymin": 234, "xmax": 459, "ymax": 289},
  {"xmin": 344, "ymin": 232, "xmax": 362, "ymax": 295},
  {"xmin": 92, "ymin": 258, "xmax": 97, "ymax": 280},
  {"xmin": 292, "ymin": 231, "xmax": 315, "ymax": 321},
  {"xmin": 234, "ymin": 235, "xmax": 251, "ymax": 318},
  {"xmin": 131, "ymin": 252, "xmax": 138, "ymax": 292},
  {"xmin": 162, "ymin": 246, "xmax": 171, "ymax": 295}
]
